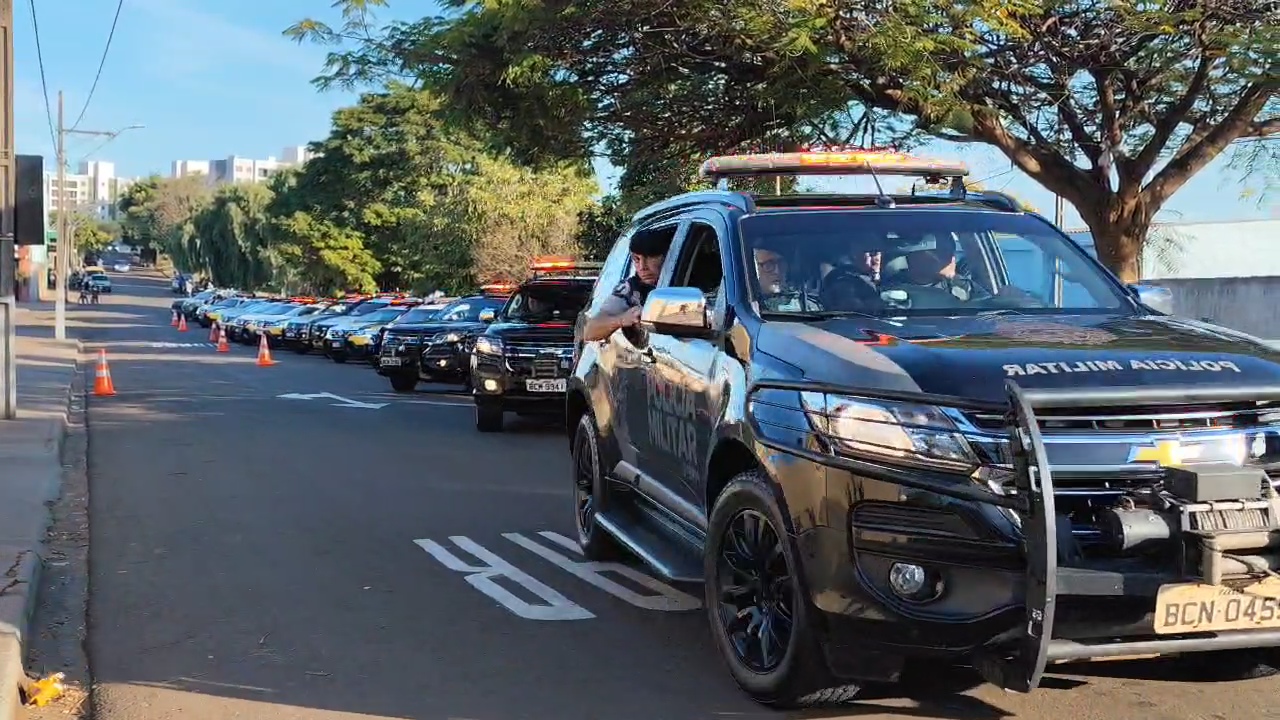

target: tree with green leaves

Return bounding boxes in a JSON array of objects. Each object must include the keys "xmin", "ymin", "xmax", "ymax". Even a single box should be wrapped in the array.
[
  {"xmin": 292, "ymin": 0, "xmax": 1278, "ymax": 283},
  {"xmin": 194, "ymin": 183, "xmax": 277, "ymax": 289},
  {"xmin": 117, "ymin": 174, "xmax": 214, "ymax": 272}
]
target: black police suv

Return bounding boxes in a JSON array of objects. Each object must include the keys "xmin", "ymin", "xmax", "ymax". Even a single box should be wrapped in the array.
[
  {"xmin": 567, "ymin": 150, "xmax": 1280, "ymax": 707},
  {"xmin": 378, "ymin": 295, "xmax": 508, "ymax": 392},
  {"xmin": 471, "ymin": 263, "xmax": 599, "ymax": 432}
]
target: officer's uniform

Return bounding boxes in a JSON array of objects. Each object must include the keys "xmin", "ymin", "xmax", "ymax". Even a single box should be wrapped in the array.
[
  {"xmin": 598, "ymin": 274, "xmax": 653, "ymax": 316},
  {"xmin": 903, "ymin": 274, "xmax": 992, "ymax": 302}
]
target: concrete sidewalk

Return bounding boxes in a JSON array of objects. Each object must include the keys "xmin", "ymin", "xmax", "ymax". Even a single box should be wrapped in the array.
[{"xmin": 0, "ymin": 307, "xmax": 83, "ymax": 717}]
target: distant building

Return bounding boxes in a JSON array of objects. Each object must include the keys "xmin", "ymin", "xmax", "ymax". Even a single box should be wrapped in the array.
[
  {"xmin": 43, "ymin": 160, "xmax": 133, "ymax": 221},
  {"xmin": 171, "ymin": 145, "xmax": 315, "ymax": 186}
]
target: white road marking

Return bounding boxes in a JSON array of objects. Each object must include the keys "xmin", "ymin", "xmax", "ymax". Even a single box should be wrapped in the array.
[
  {"xmin": 276, "ymin": 392, "xmax": 388, "ymax": 410},
  {"xmin": 508, "ymin": 532, "xmax": 702, "ymax": 611},
  {"xmin": 115, "ymin": 342, "xmax": 217, "ymax": 348},
  {"xmin": 414, "ymin": 536, "xmax": 593, "ymax": 620}
]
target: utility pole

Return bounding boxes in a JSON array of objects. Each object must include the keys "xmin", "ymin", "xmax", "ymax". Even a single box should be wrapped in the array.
[
  {"xmin": 54, "ymin": 92, "xmax": 66, "ymax": 339},
  {"xmin": 51, "ymin": 97, "xmax": 142, "ymax": 340},
  {"xmin": 1, "ymin": 0, "xmax": 16, "ymax": 419}
]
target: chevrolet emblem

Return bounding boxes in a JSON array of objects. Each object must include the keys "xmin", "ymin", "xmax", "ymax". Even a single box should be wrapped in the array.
[{"xmin": 1128, "ymin": 439, "xmax": 1199, "ymax": 468}]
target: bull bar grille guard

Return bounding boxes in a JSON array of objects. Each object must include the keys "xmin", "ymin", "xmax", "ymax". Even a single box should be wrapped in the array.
[{"xmin": 747, "ymin": 378, "xmax": 1280, "ymax": 693}]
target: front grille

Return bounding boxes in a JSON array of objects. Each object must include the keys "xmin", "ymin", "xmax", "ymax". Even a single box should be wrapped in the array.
[
  {"xmin": 503, "ymin": 339, "xmax": 573, "ymax": 378},
  {"xmin": 964, "ymin": 403, "xmax": 1280, "ymax": 433},
  {"xmin": 955, "ymin": 405, "xmax": 1280, "ymax": 546}
]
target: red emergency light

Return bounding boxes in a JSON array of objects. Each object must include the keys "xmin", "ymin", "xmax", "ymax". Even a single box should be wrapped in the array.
[{"xmin": 480, "ymin": 283, "xmax": 516, "ymax": 296}]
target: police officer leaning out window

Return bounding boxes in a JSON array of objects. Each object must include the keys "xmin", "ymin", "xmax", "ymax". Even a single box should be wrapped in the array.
[{"xmin": 582, "ymin": 230, "xmax": 671, "ymax": 342}]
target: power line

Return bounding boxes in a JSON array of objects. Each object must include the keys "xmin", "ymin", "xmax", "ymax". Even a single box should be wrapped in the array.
[
  {"xmin": 26, "ymin": 0, "xmax": 57, "ymax": 150},
  {"xmin": 69, "ymin": 0, "xmax": 125, "ymax": 131}
]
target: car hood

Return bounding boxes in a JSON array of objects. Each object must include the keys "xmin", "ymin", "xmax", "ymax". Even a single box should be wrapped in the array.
[
  {"xmin": 383, "ymin": 321, "xmax": 486, "ymax": 335},
  {"xmin": 755, "ymin": 313, "xmax": 1280, "ymax": 405}
]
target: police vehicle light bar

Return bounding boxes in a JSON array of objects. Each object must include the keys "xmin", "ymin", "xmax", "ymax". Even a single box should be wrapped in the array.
[
  {"xmin": 481, "ymin": 283, "xmax": 516, "ymax": 295},
  {"xmin": 530, "ymin": 255, "xmax": 604, "ymax": 274},
  {"xmin": 699, "ymin": 151, "xmax": 969, "ymax": 181}
]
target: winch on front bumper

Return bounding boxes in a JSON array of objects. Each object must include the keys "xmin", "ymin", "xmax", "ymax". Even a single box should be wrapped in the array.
[
  {"xmin": 750, "ymin": 380, "xmax": 1280, "ymax": 693},
  {"xmin": 984, "ymin": 382, "xmax": 1280, "ymax": 691}
]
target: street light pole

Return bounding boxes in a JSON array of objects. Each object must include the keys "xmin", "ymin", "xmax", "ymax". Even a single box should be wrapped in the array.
[{"xmin": 51, "ymin": 98, "xmax": 143, "ymax": 341}]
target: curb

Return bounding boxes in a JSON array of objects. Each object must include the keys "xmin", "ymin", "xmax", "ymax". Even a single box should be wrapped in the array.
[{"xmin": 0, "ymin": 338, "xmax": 85, "ymax": 718}]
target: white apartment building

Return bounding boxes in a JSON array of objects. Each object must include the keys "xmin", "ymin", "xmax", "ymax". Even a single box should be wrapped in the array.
[
  {"xmin": 171, "ymin": 145, "xmax": 317, "ymax": 186},
  {"xmin": 43, "ymin": 160, "xmax": 134, "ymax": 221}
]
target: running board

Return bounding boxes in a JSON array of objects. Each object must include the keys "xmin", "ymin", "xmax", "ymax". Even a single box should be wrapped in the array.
[{"xmin": 594, "ymin": 510, "xmax": 703, "ymax": 583}]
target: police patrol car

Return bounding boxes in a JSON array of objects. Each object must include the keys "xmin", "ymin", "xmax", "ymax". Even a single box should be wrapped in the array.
[
  {"xmin": 470, "ymin": 257, "xmax": 601, "ymax": 432},
  {"xmin": 566, "ymin": 148, "xmax": 1280, "ymax": 706}
]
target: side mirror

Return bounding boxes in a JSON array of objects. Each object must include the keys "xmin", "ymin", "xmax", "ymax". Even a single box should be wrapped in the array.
[
  {"xmin": 478, "ymin": 309, "xmax": 496, "ymax": 323},
  {"xmin": 1130, "ymin": 283, "xmax": 1173, "ymax": 315},
  {"xmin": 640, "ymin": 287, "xmax": 713, "ymax": 338}
]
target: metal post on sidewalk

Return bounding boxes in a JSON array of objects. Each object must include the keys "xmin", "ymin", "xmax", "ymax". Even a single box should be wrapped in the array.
[
  {"xmin": 1, "ymin": 0, "xmax": 17, "ymax": 419},
  {"xmin": 54, "ymin": 91, "xmax": 66, "ymax": 340}
]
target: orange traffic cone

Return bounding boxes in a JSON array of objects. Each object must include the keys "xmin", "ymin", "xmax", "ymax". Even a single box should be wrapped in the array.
[
  {"xmin": 177, "ymin": 315, "xmax": 189, "ymax": 332},
  {"xmin": 93, "ymin": 349, "xmax": 116, "ymax": 396},
  {"xmin": 170, "ymin": 310, "xmax": 179, "ymax": 327},
  {"xmin": 256, "ymin": 332, "xmax": 276, "ymax": 366},
  {"xmin": 208, "ymin": 322, "xmax": 219, "ymax": 342},
  {"xmin": 217, "ymin": 326, "xmax": 230, "ymax": 353}
]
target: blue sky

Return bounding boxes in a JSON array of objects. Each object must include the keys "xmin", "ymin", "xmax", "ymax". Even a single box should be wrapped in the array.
[{"xmin": 15, "ymin": 0, "xmax": 1275, "ymax": 230}]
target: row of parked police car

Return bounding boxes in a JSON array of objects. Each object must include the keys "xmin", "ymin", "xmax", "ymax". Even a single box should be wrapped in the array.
[{"xmin": 170, "ymin": 257, "xmax": 599, "ymax": 432}]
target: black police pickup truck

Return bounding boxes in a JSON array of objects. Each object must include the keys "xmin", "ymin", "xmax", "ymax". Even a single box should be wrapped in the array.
[
  {"xmin": 567, "ymin": 149, "xmax": 1280, "ymax": 707},
  {"xmin": 377, "ymin": 293, "xmax": 508, "ymax": 392},
  {"xmin": 471, "ymin": 258, "xmax": 600, "ymax": 432}
]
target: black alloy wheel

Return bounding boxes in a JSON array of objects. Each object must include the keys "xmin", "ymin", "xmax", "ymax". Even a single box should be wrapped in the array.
[
  {"xmin": 571, "ymin": 413, "xmax": 619, "ymax": 560},
  {"xmin": 715, "ymin": 508, "xmax": 795, "ymax": 674}
]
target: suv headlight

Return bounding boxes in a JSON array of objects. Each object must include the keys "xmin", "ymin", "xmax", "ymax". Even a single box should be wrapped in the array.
[
  {"xmin": 433, "ymin": 331, "xmax": 464, "ymax": 344},
  {"xmin": 473, "ymin": 336, "xmax": 503, "ymax": 355},
  {"xmin": 800, "ymin": 392, "xmax": 978, "ymax": 473}
]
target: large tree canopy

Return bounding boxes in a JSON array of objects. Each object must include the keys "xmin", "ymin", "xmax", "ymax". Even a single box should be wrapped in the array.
[
  {"xmin": 119, "ymin": 81, "xmax": 601, "ymax": 296},
  {"xmin": 293, "ymin": 0, "xmax": 1278, "ymax": 282}
]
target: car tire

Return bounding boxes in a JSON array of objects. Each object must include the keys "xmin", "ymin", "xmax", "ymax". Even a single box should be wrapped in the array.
[
  {"xmin": 389, "ymin": 374, "xmax": 418, "ymax": 393},
  {"xmin": 704, "ymin": 471, "xmax": 856, "ymax": 708},
  {"xmin": 475, "ymin": 401, "xmax": 504, "ymax": 432},
  {"xmin": 293, "ymin": 346, "xmax": 309, "ymax": 355},
  {"xmin": 332, "ymin": 354, "xmax": 347, "ymax": 364},
  {"xmin": 572, "ymin": 412, "xmax": 622, "ymax": 561}
]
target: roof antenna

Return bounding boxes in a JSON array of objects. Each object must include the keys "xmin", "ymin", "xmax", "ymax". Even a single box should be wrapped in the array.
[{"xmin": 865, "ymin": 162, "xmax": 896, "ymax": 208}]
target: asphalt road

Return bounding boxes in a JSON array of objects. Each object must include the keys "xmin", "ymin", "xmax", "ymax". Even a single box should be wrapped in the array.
[{"xmin": 79, "ymin": 272, "xmax": 1280, "ymax": 720}]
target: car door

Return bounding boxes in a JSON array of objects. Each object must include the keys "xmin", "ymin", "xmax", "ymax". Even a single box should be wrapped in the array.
[
  {"xmin": 607, "ymin": 221, "xmax": 688, "ymax": 468},
  {"xmin": 635, "ymin": 212, "xmax": 729, "ymax": 516}
]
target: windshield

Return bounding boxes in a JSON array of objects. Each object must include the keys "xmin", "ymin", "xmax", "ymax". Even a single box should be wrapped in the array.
[
  {"xmin": 740, "ymin": 209, "xmax": 1128, "ymax": 317},
  {"xmin": 503, "ymin": 282, "xmax": 591, "ymax": 322},
  {"xmin": 392, "ymin": 307, "xmax": 441, "ymax": 324},
  {"xmin": 364, "ymin": 307, "xmax": 410, "ymax": 323},
  {"xmin": 435, "ymin": 297, "xmax": 505, "ymax": 323},
  {"xmin": 349, "ymin": 301, "xmax": 389, "ymax": 316}
]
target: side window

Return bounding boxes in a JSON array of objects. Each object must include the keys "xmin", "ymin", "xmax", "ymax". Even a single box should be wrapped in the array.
[
  {"xmin": 587, "ymin": 230, "xmax": 634, "ymax": 313},
  {"xmin": 668, "ymin": 222, "xmax": 724, "ymax": 295},
  {"xmin": 994, "ymin": 234, "xmax": 1050, "ymax": 302}
]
